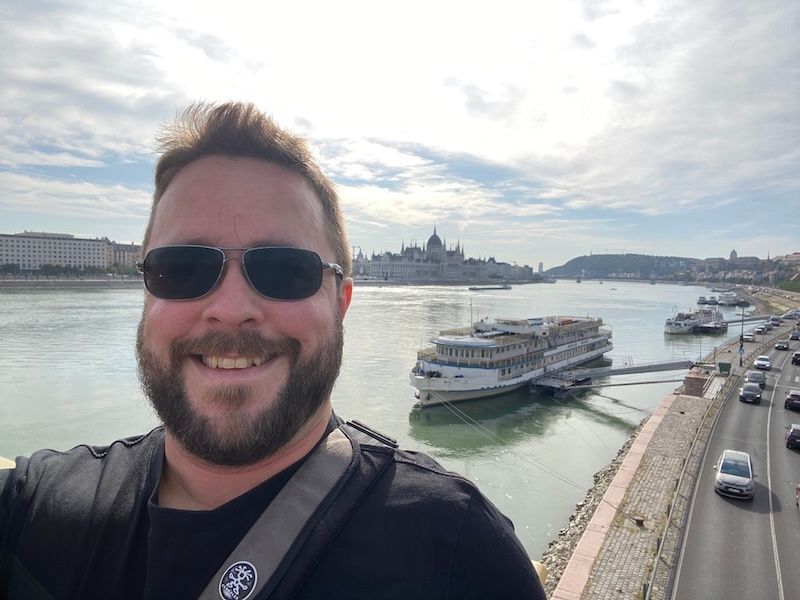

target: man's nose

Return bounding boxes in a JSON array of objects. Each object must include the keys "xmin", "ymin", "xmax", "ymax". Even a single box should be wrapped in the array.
[{"xmin": 199, "ymin": 258, "xmax": 265, "ymax": 327}]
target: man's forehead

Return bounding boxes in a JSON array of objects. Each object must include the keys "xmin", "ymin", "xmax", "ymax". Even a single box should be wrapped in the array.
[{"xmin": 150, "ymin": 157, "xmax": 327, "ymax": 247}]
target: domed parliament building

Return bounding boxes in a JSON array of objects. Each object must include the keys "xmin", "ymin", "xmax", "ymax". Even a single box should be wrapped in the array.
[{"xmin": 352, "ymin": 227, "xmax": 534, "ymax": 283}]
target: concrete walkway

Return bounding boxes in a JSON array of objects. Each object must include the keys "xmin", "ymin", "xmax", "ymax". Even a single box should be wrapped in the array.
[{"xmin": 551, "ymin": 311, "xmax": 798, "ymax": 600}]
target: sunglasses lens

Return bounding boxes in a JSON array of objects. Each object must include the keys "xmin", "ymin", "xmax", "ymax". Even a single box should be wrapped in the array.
[
  {"xmin": 143, "ymin": 247, "xmax": 223, "ymax": 300},
  {"xmin": 245, "ymin": 247, "xmax": 323, "ymax": 300}
]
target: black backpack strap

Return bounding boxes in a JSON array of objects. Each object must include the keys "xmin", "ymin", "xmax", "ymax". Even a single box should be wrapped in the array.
[
  {"xmin": 198, "ymin": 422, "xmax": 397, "ymax": 600},
  {"xmin": 265, "ymin": 422, "xmax": 397, "ymax": 600},
  {"xmin": 199, "ymin": 427, "xmax": 358, "ymax": 600}
]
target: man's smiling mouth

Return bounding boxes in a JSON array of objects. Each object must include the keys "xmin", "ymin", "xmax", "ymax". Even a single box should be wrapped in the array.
[{"xmin": 200, "ymin": 355, "xmax": 267, "ymax": 369}]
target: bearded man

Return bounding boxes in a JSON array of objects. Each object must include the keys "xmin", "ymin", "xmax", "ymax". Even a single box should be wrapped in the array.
[{"xmin": 0, "ymin": 102, "xmax": 545, "ymax": 599}]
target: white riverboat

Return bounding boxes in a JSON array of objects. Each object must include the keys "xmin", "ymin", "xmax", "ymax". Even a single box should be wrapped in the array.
[
  {"xmin": 410, "ymin": 315, "xmax": 613, "ymax": 407},
  {"xmin": 716, "ymin": 291, "xmax": 739, "ymax": 306},
  {"xmin": 664, "ymin": 308, "xmax": 726, "ymax": 334}
]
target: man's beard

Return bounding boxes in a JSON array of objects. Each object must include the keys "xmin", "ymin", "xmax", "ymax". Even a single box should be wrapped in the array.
[{"xmin": 135, "ymin": 318, "xmax": 343, "ymax": 466}]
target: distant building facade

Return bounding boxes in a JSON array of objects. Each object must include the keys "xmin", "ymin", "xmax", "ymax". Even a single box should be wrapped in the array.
[
  {"xmin": 0, "ymin": 231, "xmax": 141, "ymax": 272},
  {"xmin": 352, "ymin": 227, "xmax": 534, "ymax": 283}
]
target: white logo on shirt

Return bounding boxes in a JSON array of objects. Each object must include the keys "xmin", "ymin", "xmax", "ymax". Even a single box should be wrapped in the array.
[{"xmin": 219, "ymin": 561, "xmax": 258, "ymax": 600}]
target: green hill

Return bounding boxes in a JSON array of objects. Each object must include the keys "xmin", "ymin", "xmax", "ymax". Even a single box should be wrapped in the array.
[{"xmin": 545, "ymin": 254, "xmax": 700, "ymax": 279}]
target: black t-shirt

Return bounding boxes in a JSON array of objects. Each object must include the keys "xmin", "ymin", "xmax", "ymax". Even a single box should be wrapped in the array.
[
  {"xmin": 145, "ymin": 460, "xmax": 301, "ymax": 599},
  {"xmin": 1, "ymin": 426, "xmax": 544, "ymax": 599}
]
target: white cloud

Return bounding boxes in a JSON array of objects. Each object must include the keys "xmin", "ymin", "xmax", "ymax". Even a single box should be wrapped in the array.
[
  {"xmin": 0, "ymin": 171, "xmax": 150, "ymax": 219},
  {"xmin": 0, "ymin": 0, "xmax": 796, "ymax": 266}
]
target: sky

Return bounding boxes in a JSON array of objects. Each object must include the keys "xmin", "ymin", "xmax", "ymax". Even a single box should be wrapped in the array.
[{"xmin": 1, "ymin": 0, "xmax": 798, "ymax": 270}]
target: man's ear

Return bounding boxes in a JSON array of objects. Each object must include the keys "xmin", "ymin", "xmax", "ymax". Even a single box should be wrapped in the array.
[{"xmin": 337, "ymin": 277, "xmax": 353, "ymax": 317}]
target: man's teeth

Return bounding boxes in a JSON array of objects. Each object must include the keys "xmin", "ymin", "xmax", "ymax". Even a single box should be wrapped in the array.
[{"xmin": 201, "ymin": 356, "xmax": 266, "ymax": 369}]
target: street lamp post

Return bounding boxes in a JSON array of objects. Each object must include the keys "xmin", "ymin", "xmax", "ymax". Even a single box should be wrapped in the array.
[{"xmin": 739, "ymin": 309, "xmax": 745, "ymax": 367}]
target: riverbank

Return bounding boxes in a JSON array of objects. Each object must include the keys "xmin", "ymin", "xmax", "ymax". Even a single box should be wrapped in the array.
[
  {"xmin": 541, "ymin": 291, "xmax": 800, "ymax": 598},
  {"xmin": 0, "ymin": 278, "xmax": 142, "ymax": 289}
]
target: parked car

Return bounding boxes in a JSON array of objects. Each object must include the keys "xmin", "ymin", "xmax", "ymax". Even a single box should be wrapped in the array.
[
  {"xmin": 786, "ymin": 424, "xmax": 800, "ymax": 450},
  {"xmin": 793, "ymin": 351, "xmax": 800, "ymax": 365},
  {"xmin": 753, "ymin": 355, "xmax": 772, "ymax": 370},
  {"xmin": 714, "ymin": 450, "xmax": 755, "ymax": 499},
  {"xmin": 775, "ymin": 340, "xmax": 790, "ymax": 350},
  {"xmin": 790, "ymin": 330, "xmax": 800, "ymax": 341},
  {"xmin": 744, "ymin": 370, "xmax": 767, "ymax": 388},
  {"xmin": 739, "ymin": 382, "xmax": 762, "ymax": 404},
  {"xmin": 743, "ymin": 332, "xmax": 756, "ymax": 342},
  {"xmin": 785, "ymin": 390, "xmax": 800, "ymax": 411}
]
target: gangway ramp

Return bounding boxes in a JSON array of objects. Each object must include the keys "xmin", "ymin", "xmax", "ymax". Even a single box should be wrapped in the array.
[{"xmin": 532, "ymin": 359, "xmax": 694, "ymax": 392}]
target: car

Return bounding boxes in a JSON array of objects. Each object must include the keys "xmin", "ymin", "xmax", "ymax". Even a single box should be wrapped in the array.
[
  {"xmin": 786, "ymin": 390, "xmax": 800, "ymax": 411},
  {"xmin": 793, "ymin": 351, "xmax": 800, "ymax": 365},
  {"xmin": 739, "ymin": 382, "xmax": 762, "ymax": 404},
  {"xmin": 786, "ymin": 424, "xmax": 800, "ymax": 450},
  {"xmin": 784, "ymin": 309, "xmax": 800, "ymax": 319},
  {"xmin": 753, "ymin": 355, "xmax": 772, "ymax": 370},
  {"xmin": 770, "ymin": 316, "xmax": 783, "ymax": 326},
  {"xmin": 762, "ymin": 321, "xmax": 773, "ymax": 331},
  {"xmin": 754, "ymin": 325, "xmax": 767, "ymax": 334},
  {"xmin": 714, "ymin": 450, "xmax": 755, "ymax": 499},
  {"xmin": 790, "ymin": 330, "xmax": 800, "ymax": 340},
  {"xmin": 744, "ymin": 370, "xmax": 766, "ymax": 389},
  {"xmin": 743, "ymin": 332, "xmax": 756, "ymax": 342},
  {"xmin": 775, "ymin": 340, "xmax": 790, "ymax": 350}
]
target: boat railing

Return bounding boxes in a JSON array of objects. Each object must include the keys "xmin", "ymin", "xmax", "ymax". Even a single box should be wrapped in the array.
[
  {"xmin": 547, "ymin": 319, "xmax": 603, "ymax": 335},
  {"xmin": 437, "ymin": 326, "xmax": 473, "ymax": 336},
  {"xmin": 415, "ymin": 349, "xmax": 545, "ymax": 371},
  {"xmin": 416, "ymin": 348, "xmax": 437, "ymax": 361}
]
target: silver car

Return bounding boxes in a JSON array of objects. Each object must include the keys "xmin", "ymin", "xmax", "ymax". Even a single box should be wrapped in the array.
[
  {"xmin": 714, "ymin": 449, "xmax": 755, "ymax": 499},
  {"xmin": 753, "ymin": 355, "xmax": 772, "ymax": 370}
]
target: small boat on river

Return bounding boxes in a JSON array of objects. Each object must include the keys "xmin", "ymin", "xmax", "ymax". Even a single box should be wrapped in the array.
[
  {"xmin": 410, "ymin": 315, "xmax": 613, "ymax": 407},
  {"xmin": 468, "ymin": 284, "xmax": 511, "ymax": 291}
]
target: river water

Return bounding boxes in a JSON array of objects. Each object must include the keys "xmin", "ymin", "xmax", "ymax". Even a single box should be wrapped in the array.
[{"xmin": 0, "ymin": 280, "xmax": 746, "ymax": 557}]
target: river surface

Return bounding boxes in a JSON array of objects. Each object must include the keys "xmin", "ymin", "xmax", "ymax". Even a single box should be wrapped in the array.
[{"xmin": 0, "ymin": 280, "xmax": 747, "ymax": 557}]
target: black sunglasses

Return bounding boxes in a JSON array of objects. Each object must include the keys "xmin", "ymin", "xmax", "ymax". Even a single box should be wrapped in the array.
[{"xmin": 136, "ymin": 245, "xmax": 344, "ymax": 301}]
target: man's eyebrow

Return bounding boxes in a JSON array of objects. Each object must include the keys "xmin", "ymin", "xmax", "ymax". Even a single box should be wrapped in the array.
[{"xmin": 165, "ymin": 240, "xmax": 300, "ymax": 248}]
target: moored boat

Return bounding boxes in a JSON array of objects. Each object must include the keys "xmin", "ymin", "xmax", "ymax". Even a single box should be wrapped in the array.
[
  {"xmin": 665, "ymin": 307, "xmax": 726, "ymax": 334},
  {"xmin": 697, "ymin": 296, "xmax": 708, "ymax": 305},
  {"xmin": 717, "ymin": 291, "xmax": 740, "ymax": 306},
  {"xmin": 664, "ymin": 311, "xmax": 699, "ymax": 334},
  {"xmin": 410, "ymin": 315, "xmax": 613, "ymax": 407}
]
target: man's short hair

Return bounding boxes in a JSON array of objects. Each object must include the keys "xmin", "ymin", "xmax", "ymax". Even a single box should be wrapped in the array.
[{"xmin": 143, "ymin": 102, "xmax": 351, "ymax": 276}]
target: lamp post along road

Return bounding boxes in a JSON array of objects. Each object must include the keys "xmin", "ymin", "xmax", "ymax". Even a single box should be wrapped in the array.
[{"xmin": 739, "ymin": 309, "xmax": 745, "ymax": 366}]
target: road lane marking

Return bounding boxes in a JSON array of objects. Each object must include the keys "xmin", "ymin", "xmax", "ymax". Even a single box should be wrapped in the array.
[{"xmin": 765, "ymin": 348, "xmax": 794, "ymax": 600}]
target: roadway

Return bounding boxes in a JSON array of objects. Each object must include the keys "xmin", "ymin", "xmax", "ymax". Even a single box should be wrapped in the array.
[{"xmin": 672, "ymin": 332, "xmax": 800, "ymax": 599}]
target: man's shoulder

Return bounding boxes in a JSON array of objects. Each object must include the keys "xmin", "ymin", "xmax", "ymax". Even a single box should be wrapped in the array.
[
  {"xmin": 342, "ymin": 420, "xmax": 483, "ymax": 504},
  {"xmin": 7, "ymin": 428, "xmax": 164, "ymax": 495}
]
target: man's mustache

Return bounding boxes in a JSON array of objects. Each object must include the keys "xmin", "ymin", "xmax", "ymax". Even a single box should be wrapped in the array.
[{"xmin": 169, "ymin": 331, "xmax": 301, "ymax": 362}]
